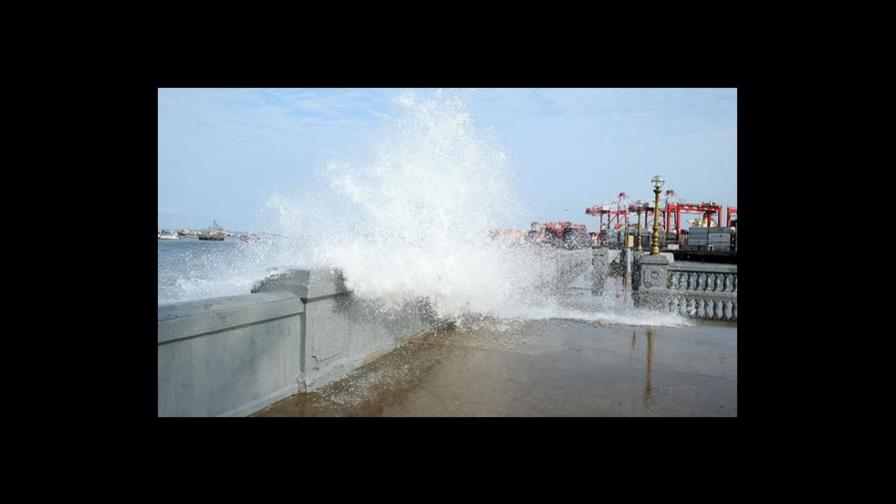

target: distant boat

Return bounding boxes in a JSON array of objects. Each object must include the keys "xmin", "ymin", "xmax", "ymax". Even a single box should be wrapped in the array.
[
  {"xmin": 198, "ymin": 220, "xmax": 227, "ymax": 241},
  {"xmin": 158, "ymin": 231, "xmax": 179, "ymax": 240}
]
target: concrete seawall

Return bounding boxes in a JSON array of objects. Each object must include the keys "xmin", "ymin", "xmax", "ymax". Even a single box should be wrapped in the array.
[
  {"xmin": 250, "ymin": 268, "xmax": 436, "ymax": 393},
  {"xmin": 158, "ymin": 292, "xmax": 305, "ymax": 417},
  {"xmin": 158, "ymin": 269, "xmax": 434, "ymax": 417},
  {"xmin": 158, "ymin": 249, "xmax": 595, "ymax": 417},
  {"xmin": 541, "ymin": 248, "xmax": 593, "ymax": 290}
]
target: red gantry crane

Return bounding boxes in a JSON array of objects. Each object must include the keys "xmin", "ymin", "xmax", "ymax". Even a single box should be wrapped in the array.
[
  {"xmin": 585, "ymin": 192, "xmax": 630, "ymax": 246},
  {"xmin": 585, "ymin": 186, "xmax": 736, "ymax": 250},
  {"xmin": 726, "ymin": 206, "xmax": 737, "ymax": 227},
  {"xmin": 664, "ymin": 201, "xmax": 723, "ymax": 242}
]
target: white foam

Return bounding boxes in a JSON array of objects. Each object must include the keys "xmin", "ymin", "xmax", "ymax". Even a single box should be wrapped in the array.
[
  {"xmin": 160, "ymin": 90, "xmax": 690, "ymax": 329},
  {"xmin": 261, "ymin": 90, "xmax": 686, "ymax": 327}
]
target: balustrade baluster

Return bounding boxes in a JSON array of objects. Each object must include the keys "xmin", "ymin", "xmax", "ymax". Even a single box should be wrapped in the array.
[{"xmin": 657, "ymin": 267, "xmax": 737, "ymax": 319}]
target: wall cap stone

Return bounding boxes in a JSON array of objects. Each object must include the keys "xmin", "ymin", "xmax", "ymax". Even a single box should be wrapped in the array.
[
  {"xmin": 641, "ymin": 254, "xmax": 671, "ymax": 266},
  {"xmin": 251, "ymin": 267, "xmax": 352, "ymax": 301},
  {"xmin": 158, "ymin": 291, "xmax": 303, "ymax": 345},
  {"xmin": 668, "ymin": 261, "xmax": 737, "ymax": 273}
]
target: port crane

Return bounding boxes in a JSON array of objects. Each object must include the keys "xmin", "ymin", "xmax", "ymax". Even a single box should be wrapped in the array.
[
  {"xmin": 664, "ymin": 201, "xmax": 723, "ymax": 242},
  {"xmin": 726, "ymin": 206, "xmax": 737, "ymax": 227},
  {"xmin": 585, "ymin": 192, "xmax": 631, "ymax": 246},
  {"xmin": 585, "ymin": 186, "xmax": 736, "ymax": 251}
]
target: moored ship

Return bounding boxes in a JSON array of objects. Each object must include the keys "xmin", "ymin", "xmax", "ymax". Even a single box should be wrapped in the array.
[{"xmin": 198, "ymin": 220, "xmax": 227, "ymax": 241}]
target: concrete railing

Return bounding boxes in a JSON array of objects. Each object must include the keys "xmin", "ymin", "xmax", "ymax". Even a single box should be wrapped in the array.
[
  {"xmin": 158, "ymin": 268, "xmax": 435, "ymax": 417},
  {"xmin": 250, "ymin": 268, "xmax": 435, "ymax": 393},
  {"xmin": 159, "ymin": 250, "xmax": 596, "ymax": 417},
  {"xmin": 666, "ymin": 262, "xmax": 737, "ymax": 320},
  {"xmin": 158, "ymin": 292, "xmax": 305, "ymax": 417},
  {"xmin": 529, "ymin": 248, "xmax": 593, "ymax": 292},
  {"xmin": 591, "ymin": 247, "xmax": 626, "ymax": 295},
  {"xmin": 554, "ymin": 248, "xmax": 594, "ymax": 286},
  {"xmin": 633, "ymin": 255, "xmax": 737, "ymax": 321}
]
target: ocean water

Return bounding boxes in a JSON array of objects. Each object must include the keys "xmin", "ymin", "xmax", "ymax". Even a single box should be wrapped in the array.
[{"xmin": 157, "ymin": 237, "xmax": 299, "ymax": 305}]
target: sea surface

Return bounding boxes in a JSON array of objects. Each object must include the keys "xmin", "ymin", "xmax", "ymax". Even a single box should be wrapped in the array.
[{"xmin": 158, "ymin": 237, "xmax": 294, "ymax": 305}]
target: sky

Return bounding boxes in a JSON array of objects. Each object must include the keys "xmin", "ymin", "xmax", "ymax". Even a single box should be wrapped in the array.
[{"xmin": 158, "ymin": 88, "xmax": 736, "ymax": 231}]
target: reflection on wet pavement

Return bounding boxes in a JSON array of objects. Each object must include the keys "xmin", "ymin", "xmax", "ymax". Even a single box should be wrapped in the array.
[
  {"xmin": 255, "ymin": 318, "xmax": 737, "ymax": 417},
  {"xmin": 644, "ymin": 327, "xmax": 654, "ymax": 410}
]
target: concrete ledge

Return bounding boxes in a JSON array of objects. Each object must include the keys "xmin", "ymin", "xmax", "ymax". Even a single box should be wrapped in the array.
[
  {"xmin": 668, "ymin": 261, "xmax": 737, "ymax": 273},
  {"xmin": 667, "ymin": 290, "xmax": 737, "ymax": 299},
  {"xmin": 641, "ymin": 253, "xmax": 674, "ymax": 265},
  {"xmin": 251, "ymin": 268, "xmax": 351, "ymax": 301},
  {"xmin": 158, "ymin": 292, "xmax": 304, "ymax": 345}
]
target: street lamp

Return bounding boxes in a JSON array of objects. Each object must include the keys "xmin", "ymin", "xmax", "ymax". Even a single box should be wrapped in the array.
[
  {"xmin": 635, "ymin": 200, "xmax": 643, "ymax": 252},
  {"xmin": 650, "ymin": 175, "xmax": 664, "ymax": 255}
]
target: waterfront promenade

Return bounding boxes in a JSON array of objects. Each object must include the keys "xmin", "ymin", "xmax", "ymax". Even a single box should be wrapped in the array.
[
  {"xmin": 255, "ymin": 319, "xmax": 736, "ymax": 417},
  {"xmin": 159, "ymin": 249, "xmax": 737, "ymax": 417}
]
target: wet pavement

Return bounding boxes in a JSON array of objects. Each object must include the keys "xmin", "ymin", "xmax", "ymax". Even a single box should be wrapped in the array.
[{"xmin": 255, "ymin": 318, "xmax": 737, "ymax": 417}]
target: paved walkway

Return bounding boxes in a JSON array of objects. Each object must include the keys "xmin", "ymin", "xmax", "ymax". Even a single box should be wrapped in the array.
[{"xmin": 255, "ymin": 318, "xmax": 737, "ymax": 417}]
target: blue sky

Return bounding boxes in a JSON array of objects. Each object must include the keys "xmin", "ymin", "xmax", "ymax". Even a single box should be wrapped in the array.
[{"xmin": 158, "ymin": 88, "xmax": 736, "ymax": 231}]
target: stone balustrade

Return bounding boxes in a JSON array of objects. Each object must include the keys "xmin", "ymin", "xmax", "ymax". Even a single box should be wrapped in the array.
[
  {"xmin": 633, "ymin": 256, "xmax": 737, "ymax": 321},
  {"xmin": 666, "ymin": 262, "xmax": 737, "ymax": 321}
]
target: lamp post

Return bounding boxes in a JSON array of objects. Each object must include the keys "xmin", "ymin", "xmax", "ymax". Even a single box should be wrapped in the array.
[
  {"xmin": 623, "ymin": 209, "xmax": 629, "ymax": 249},
  {"xmin": 650, "ymin": 175, "xmax": 664, "ymax": 255},
  {"xmin": 635, "ymin": 201, "xmax": 643, "ymax": 252}
]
